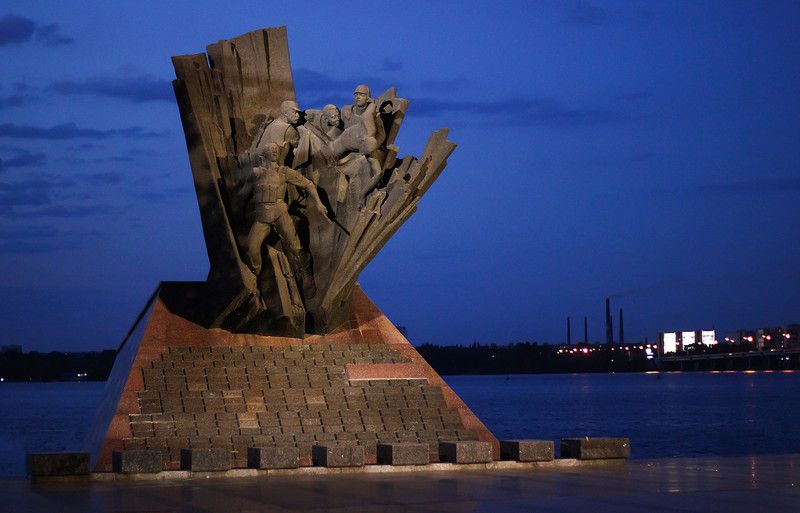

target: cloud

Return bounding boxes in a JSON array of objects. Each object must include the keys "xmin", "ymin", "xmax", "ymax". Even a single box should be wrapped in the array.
[
  {"xmin": 292, "ymin": 68, "xmax": 401, "ymax": 107},
  {"xmin": 134, "ymin": 186, "xmax": 190, "ymax": 202},
  {"xmin": 79, "ymin": 171, "xmax": 124, "ymax": 185},
  {"xmin": 34, "ymin": 23, "xmax": 74, "ymax": 46},
  {"xmin": 0, "ymin": 14, "xmax": 73, "ymax": 46},
  {"xmin": 0, "ymin": 174, "xmax": 120, "ymax": 221},
  {"xmin": 49, "ymin": 74, "xmax": 173, "ymax": 103},
  {"xmin": 609, "ymin": 276, "xmax": 712, "ymax": 299},
  {"xmin": 411, "ymin": 96, "xmax": 628, "ymax": 128},
  {"xmin": 380, "ymin": 58, "xmax": 403, "ymax": 72},
  {"xmin": 0, "ymin": 93, "xmax": 35, "ymax": 110},
  {"xmin": 562, "ymin": 2, "xmax": 609, "ymax": 27},
  {"xmin": 291, "ymin": 69, "xmax": 626, "ymax": 128},
  {"xmin": 0, "ymin": 122, "xmax": 167, "ymax": 140},
  {"xmin": 0, "ymin": 225, "xmax": 71, "ymax": 254},
  {"xmin": 419, "ymin": 77, "xmax": 470, "ymax": 92},
  {"xmin": 0, "ymin": 225, "xmax": 93, "ymax": 254},
  {"xmin": 0, "ymin": 147, "xmax": 46, "ymax": 171},
  {"xmin": 0, "ymin": 82, "xmax": 39, "ymax": 109},
  {"xmin": 127, "ymin": 147, "xmax": 157, "ymax": 157},
  {"xmin": 0, "ymin": 178, "xmax": 52, "ymax": 207},
  {"xmin": 693, "ymin": 177, "xmax": 800, "ymax": 194},
  {"xmin": 294, "ymin": 68, "xmax": 629, "ymax": 127},
  {"xmin": 22, "ymin": 204, "xmax": 113, "ymax": 218},
  {"xmin": 0, "ymin": 238, "xmax": 75, "ymax": 254},
  {"xmin": 0, "ymin": 14, "xmax": 34, "ymax": 45},
  {"xmin": 65, "ymin": 143, "xmax": 99, "ymax": 151}
]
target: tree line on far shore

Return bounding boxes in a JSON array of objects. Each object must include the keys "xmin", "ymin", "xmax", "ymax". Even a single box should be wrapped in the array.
[{"xmin": 0, "ymin": 343, "xmax": 657, "ymax": 382}]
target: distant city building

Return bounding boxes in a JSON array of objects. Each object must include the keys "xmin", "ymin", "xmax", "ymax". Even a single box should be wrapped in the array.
[
  {"xmin": 724, "ymin": 324, "xmax": 798, "ymax": 350},
  {"xmin": 0, "ymin": 345, "xmax": 22, "ymax": 354},
  {"xmin": 658, "ymin": 330, "xmax": 716, "ymax": 354}
]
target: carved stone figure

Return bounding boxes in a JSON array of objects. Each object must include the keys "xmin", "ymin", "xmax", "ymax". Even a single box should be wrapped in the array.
[
  {"xmin": 319, "ymin": 104, "xmax": 343, "ymax": 140},
  {"xmin": 250, "ymin": 100, "xmax": 302, "ymax": 165},
  {"xmin": 328, "ymin": 85, "xmax": 382, "ymax": 161},
  {"xmin": 240, "ymin": 143, "xmax": 327, "ymax": 288},
  {"xmin": 171, "ymin": 26, "xmax": 454, "ymax": 337}
]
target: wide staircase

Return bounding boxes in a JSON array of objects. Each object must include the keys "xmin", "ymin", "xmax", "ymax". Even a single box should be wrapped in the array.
[{"xmin": 123, "ymin": 343, "xmax": 479, "ymax": 468}]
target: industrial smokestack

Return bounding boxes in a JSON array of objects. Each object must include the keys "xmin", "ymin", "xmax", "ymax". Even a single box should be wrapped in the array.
[
  {"xmin": 584, "ymin": 316, "xmax": 588, "ymax": 344},
  {"xmin": 567, "ymin": 317, "xmax": 571, "ymax": 345},
  {"xmin": 605, "ymin": 298, "xmax": 614, "ymax": 344},
  {"xmin": 619, "ymin": 308, "xmax": 625, "ymax": 344}
]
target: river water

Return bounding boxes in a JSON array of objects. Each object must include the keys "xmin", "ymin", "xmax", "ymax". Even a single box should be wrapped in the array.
[{"xmin": 1, "ymin": 371, "xmax": 797, "ymax": 476}]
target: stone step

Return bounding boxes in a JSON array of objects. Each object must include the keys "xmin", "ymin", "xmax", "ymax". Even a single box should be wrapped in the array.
[
  {"xmin": 560, "ymin": 437, "xmax": 630, "ymax": 460},
  {"xmin": 499, "ymin": 440, "xmax": 554, "ymax": 462}
]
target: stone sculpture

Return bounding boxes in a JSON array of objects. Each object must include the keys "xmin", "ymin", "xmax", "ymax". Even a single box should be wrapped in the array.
[
  {"xmin": 86, "ymin": 27, "xmax": 500, "ymax": 473},
  {"xmin": 171, "ymin": 26, "xmax": 455, "ymax": 337}
]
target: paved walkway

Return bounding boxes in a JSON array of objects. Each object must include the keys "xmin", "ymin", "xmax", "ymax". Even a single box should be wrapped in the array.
[{"xmin": 4, "ymin": 454, "xmax": 799, "ymax": 512}]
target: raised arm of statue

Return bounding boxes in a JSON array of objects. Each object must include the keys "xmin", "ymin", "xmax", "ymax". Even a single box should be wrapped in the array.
[{"xmin": 360, "ymin": 102, "xmax": 378, "ymax": 154}]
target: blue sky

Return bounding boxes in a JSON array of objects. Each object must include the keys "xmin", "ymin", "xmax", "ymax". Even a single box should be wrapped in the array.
[{"xmin": 1, "ymin": 1, "xmax": 798, "ymax": 351}]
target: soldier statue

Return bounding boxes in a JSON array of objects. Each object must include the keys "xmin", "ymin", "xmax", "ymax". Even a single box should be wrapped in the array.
[
  {"xmin": 250, "ymin": 100, "xmax": 302, "ymax": 165},
  {"xmin": 239, "ymin": 142, "xmax": 328, "ymax": 297}
]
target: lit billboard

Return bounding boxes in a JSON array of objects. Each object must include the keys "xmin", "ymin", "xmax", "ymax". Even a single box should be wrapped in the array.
[
  {"xmin": 662, "ymin": 332, "xmax": 677, "ymax": 354},
  {"xmin": 701, "ymin": 330, "xmax": 716, "ymax": 346},
  {"xmin": 681, "ymin": 331, "xmax": 695, "ymax": 349}
]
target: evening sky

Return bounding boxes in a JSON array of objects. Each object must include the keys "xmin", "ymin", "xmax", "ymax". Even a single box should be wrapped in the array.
[{"xmin": 1, "ymin": 1, "xmax": 798, "ymax": 351}]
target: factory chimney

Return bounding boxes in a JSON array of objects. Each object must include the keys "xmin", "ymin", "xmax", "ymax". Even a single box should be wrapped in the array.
[
  {"xmin": 605, "ymin": 298, "xmax": 614, "ymax": 344},
  {"xmin": 619, "ymin": 308, "xmax": 625, "ymax": 344},
  {"xmin": 567, "ymin": 317, "xmax": 571, "ymax": 345},
  {"xmin": 584, "ymin": 316, "xmax": 588, "ymax": 344}
]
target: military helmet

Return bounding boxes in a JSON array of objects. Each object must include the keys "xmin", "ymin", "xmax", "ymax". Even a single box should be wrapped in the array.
[{"xmin": 353, "ymin": 84, "xmax": 371, "ymax": 96}]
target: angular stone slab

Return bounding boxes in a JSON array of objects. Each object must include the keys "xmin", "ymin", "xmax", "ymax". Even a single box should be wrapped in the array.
[
  {"xmin": 376, "ymin": 443, "xmax": 429, "ymax": 466},
  {"xmin": 311, "ymin": 444, "xmax": 364, "ymax": 468},
  {"xmin": 560, "ymin": 437, "xmax": 631, "ymax": 460},
  {"xmin": 247, "ymin": 446, "xmax": 299, "ymax": 469},
  {"xmin": 26, "ymin": 452, "xmax": 90, "ymax": 477},
  {"xmin": 499, "ymin": 440, "xmax": 554, "ymax": 462},
  {"xmin": 438, "ymin": 441, "xmax": 492, "ymax": 464},
  {"xmin": 112, "ymin": 450, "xmax": 162, "ymax": 473},
  {"xmin": 180, "ymin": 448, "xmax": 232, "ymax": 471}
]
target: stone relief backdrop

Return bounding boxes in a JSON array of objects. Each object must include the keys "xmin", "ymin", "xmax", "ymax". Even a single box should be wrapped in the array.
[{"xmin": 171, "ymin": 26, "xmax": 455, "ymax": 338}]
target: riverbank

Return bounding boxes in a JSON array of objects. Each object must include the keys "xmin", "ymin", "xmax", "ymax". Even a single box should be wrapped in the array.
[{"xmin": 3, "ymin": 453, "xmax": 798, "ymax": 512}]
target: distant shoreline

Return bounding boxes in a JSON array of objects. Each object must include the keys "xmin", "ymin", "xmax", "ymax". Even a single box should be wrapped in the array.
[{"xmin": 3, "ymin": 343, "xmax": 794, "ymax": 382}]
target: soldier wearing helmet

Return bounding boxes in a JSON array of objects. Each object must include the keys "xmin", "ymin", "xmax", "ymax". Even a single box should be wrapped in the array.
[
  {"xmin": 339, "ymin": 85, "xmax": 384, "ymax": 155},
  {"xmin": 251, "ymin": 100, "xmax": 302, "ymax": 165}
]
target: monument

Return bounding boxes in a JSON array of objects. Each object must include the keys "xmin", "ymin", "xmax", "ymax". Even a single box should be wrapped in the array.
[{"xmin": 84, "ymin": 26, "xmax": 499, "ymax": 472}]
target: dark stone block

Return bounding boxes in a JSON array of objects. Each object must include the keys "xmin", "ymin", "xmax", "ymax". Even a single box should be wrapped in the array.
[
  {"xmin": 112, "ymin": 450, "xmax": 163, "ymax": 473},
  {"xmin": 376, "ymin": 443, "xmax": 429, "ymax": 466},
  {"xmin": 438, "ymin": 441, "xmax": 492, "ymax": 464},
  {"xmin": 499, "ymin": 440, "xmax": 554, "ymax": 462},
  {"xmin": 560, "ymin": 438, "xmax": 630, "ymax": 460},
  {"xmin": 311, "ymin": 444, "xmax": 364, "ymax": 468},
  {"xmin": 247, "ymin": 446, "xmax": 299, "ymax": 469},
  {"xmin": 26, "ymin": 452, "xmax": 90, "ymax": 476},
  {"xmin": 180, "ymin": 448, "xmax": 232, "ymax": 471}
]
